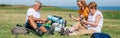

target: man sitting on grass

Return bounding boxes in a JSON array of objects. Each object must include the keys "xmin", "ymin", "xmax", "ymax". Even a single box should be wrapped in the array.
[{"xmin": 25, "ymin": 1, "xmax": 48, "ymax": 35}]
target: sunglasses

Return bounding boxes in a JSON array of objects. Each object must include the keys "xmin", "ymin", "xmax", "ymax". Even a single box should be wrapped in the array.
[
  {"xmin": 89, "ymin": 7, "xmax": 94, "ymax": 9},
  {"xmin": 39, "ymin": 6, "xmax": 42, "ymax": 7}
]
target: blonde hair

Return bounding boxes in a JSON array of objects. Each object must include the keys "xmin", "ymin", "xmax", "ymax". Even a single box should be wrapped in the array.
[
  {"xmin": 88, "ymin": 2, "xmax": 97, "ymax": 9},
  {"xmin": 77, "ymin": 0, "xmax": 87, "ymax": 12},
  {"xmin": 77, "ymin": 0, "xmax": 86, "ymax": 7},
  {"xmin": 77, "ymin": 0, "xmax": 85, "ymax": 2}
]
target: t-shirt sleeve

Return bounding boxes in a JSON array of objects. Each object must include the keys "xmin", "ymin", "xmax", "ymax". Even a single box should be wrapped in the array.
[
  {"xmin": 27, "ymin": 8, "xmax": 33, "ymax": 16},
  {"xmin": 97, "ymin": 11, "xmax": 102, "ymax": 17}
]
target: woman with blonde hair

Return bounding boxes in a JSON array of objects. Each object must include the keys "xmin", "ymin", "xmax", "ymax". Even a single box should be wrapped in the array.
[
  {"xmin": 67, "ymin": 0, "xmax": 89, "ymax": 35},
  {"xmin": 70, "ymin": 0, "xmax": 89, "ymax": 20}
]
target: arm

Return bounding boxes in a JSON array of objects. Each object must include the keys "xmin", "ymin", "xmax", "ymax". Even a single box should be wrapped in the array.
[
  {"xmin": 71, "ymin": 16, "xmax": 80, "ymax": 21},
  {"xmin": 70, "ymin": 14, "xmax": 84, "ymax": 21},
  {"xmin": 28, "ymin": 15, "xmax": 42, "ymax": 21},
  {"xmin": 29, "ymin": 15, "xmax": 48, "ymax": 23},
  {"xmin": 82, "ymin": 14, "xmax": 101, "ymax": 27}
]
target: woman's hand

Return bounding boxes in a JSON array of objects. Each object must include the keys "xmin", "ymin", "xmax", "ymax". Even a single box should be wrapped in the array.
[
  {"xmin": 69, "ymin": 14, "xmax": 81, "ymax": 21},
  {"xmin": 81, "ymin": 20, "xmax": 88, "ymax": 24},
  {"xmin": 79, "ymin": 15, "xmax": 84, "ymax": 18},
  {"xmin": 69, "ymin": 14, "xmax": 74, "ymax": 18}
]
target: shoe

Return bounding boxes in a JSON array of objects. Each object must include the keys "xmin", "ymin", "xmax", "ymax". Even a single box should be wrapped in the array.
[
  {"xmin": 35, "ymin": 28, "xmax": 44, "ymax": 36},
  {"xmin": 64, "ymin": 29, "xmax": 70, "ymax": 36},
  {"xmin": 37, "ymin": 30, "xmax": 44, "ymax": 36},
  {"xmin": 60, "ymin": 28, "xmax": 65, "ymax": 35}
]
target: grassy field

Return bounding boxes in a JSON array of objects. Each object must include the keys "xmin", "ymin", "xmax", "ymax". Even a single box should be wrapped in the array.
[{"xmin": 0, "ymin": 6, "xmax": 120, "ymax": 38}]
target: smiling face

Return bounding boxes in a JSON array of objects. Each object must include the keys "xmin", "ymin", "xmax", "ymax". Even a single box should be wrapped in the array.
[
  {"xmin": 88, "ymin": 2, "xmax": 97, "ymax": 14},
  {"xmin": 33, "ymin": 2, "xmax": 42, "ymax": 11},
  {"xmin": 77, "ymin": 2, "xmax": 83, "ymax": 7},
  {"xmin": 77, "ymin": 0, "xmax": 86, "ymax": 10},
  {"xmin": 89, "ymin": 7, "xmax": 95, "ymax": 14}
]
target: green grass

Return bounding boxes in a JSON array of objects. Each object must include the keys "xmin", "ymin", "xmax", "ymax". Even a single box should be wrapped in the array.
[
  {"xmin": 102, "ymin": 10, "xmax": 120, "ymax": 20},
  {"xmin": 0, "ymin": 6, "xmax": 120, "ymax": 38}
]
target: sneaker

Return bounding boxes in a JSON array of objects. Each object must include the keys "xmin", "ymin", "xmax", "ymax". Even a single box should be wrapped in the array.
[
  {"xmin": 35, "ymin": 28, "xmax": 39, "ymax": 33},
  {"xmin": 35, "ymin": 28, "xmax": 44, "ymax": 36},
  {"xmin": 60, "ymin": 28, "xmax": 65, "ymax": 35},
  {"xmin": 64, "ymin": 29, "xmax": 70, "ymax": 36},
  {"xmin": 37, "ymin": 30, "xmax": 44, "ymax": 36}
]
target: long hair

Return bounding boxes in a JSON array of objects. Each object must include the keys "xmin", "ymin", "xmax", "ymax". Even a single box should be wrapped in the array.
[{"xmin": 77, "ymin": 0, "xmax": 87, "ymax": 11}]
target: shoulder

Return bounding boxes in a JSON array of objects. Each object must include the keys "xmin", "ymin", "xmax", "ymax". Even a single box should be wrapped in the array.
[
  {"xmin": 27, "ymin": 8, "xmax": 34, "ymax": 11},
  {"xmin": 96, "ymin": 10, "xmax": 103, "ymax": 17},
  {"xmin": 96, "ymin": 10, "xmax": 102, "ymax": 14},
  {"xmin": 27, "ymin": 8, "xmax": 34, "ymax": 14}
]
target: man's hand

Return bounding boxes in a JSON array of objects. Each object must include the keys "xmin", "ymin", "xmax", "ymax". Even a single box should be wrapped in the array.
[
  {"xmin": 39, "ymin": 18, "xmax": 48, "ymax": 24},
  {"xmin": 42, "ymin": 18, "xmax": 48, "ymax": 23}
]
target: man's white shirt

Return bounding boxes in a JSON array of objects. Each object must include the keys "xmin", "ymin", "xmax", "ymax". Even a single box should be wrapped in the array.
[{"xmin": 26, "ymin": 8, "xmax": 40, "ymax": 22}]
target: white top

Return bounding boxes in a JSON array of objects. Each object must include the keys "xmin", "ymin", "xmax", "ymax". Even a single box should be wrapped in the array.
[
  {"xmin": 25, "ymin": 8, "xmax": 40, "ymax": 22},
  {"xmin": 87, "ymin": 10, "xmax": 103, "ymax": 32}
]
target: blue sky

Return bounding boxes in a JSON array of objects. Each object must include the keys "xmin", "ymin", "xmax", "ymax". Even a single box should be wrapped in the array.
[{"xmin": 0, "ymin": 0, "xmax": 120, "ymax": 6}]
